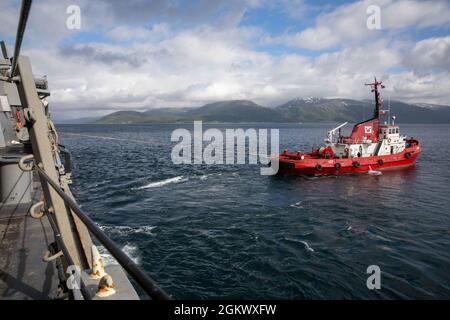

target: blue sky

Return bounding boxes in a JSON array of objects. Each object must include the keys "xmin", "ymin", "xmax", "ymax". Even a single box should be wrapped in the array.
[{"xmin": 1, "ymin": 0, "xmax": 450, "ymax": 119}]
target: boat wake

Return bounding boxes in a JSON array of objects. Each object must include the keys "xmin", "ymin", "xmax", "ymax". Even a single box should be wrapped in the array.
[
  {"xmin": 99, "ymin": 224, "xmax": 157, "ymax": 236},
  {"xmin": 135, "ymin": 176, "xmax": 187, "ymax": 189},
  {"xmin": 300, "ymin": 241, "xmax": 315, "ymax": 252},
  {"xmin": 285, "ymin": 237, "xmax": 315, "ymax": 252},
  {"xmin": 199, "ymin": 172, "xmax": 225, "ymax": 180},
  {"xmin": 98, "ymin": 244, "xmax": 140, "ymax": 266},
  {"xmin": 134, "ymin": 172, "xmax": 229, "ymax": 189},
  {"xmin": 290, "ymin": 201, "xmax": 303, "ymax": 208},
  {"xmin": 368, "ymin": 166, "xmax": 382, "ymax": 176}
]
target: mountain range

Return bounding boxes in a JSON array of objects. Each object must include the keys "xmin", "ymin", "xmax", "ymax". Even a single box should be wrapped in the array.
[{"xmin": 61, "ymin": 98, "xmax": 450, "ymax": 124}]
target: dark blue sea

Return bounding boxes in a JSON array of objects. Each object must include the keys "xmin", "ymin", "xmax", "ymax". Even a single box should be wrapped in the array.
[{"xmin": 57, "ymin": 123, "xmax": 450, "ymax": 299}]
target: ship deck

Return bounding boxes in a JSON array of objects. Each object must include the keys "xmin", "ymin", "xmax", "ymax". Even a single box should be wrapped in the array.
[
  {"xmin": 0, "ymin": 178, "xmax": 60, "ymax": 299},
  {"xmin": 0, "ymin": 176, "xmax": 141, "ymax": 300}
]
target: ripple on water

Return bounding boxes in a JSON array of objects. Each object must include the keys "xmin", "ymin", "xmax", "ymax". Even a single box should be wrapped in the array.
[{"xmin": 61, "ymin": 123, "xmax": 450, "ymax": 299}]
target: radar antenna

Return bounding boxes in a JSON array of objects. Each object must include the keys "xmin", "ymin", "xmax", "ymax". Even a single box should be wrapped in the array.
[{"xmin": 365, "ymin": 77, "xmax": 385, "ymax": 119}]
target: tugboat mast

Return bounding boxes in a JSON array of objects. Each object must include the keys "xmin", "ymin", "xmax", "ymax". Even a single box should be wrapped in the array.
[{"xmin": 365, "ymin": 77, "xmax": 385, "ymax": 118}]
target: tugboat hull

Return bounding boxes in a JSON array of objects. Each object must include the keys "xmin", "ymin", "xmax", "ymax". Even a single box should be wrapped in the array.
[
  {"xmin": 278, "ymin": 145, "xmax": 421, "ymax": 176},
  {"xmin": 276, "ymin": 79, "xmax": 422, "ymax": 177}
]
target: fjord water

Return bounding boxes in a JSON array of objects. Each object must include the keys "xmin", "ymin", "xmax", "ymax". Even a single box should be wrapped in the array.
[{"xmin": 59, "ymin": 123, "xmax": 450, "ymax": 299}]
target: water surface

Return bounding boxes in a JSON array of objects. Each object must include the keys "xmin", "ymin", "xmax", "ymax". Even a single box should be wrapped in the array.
[{"xmin": 58, "ymin": 123, "xmax": 450, "ymax": 299}]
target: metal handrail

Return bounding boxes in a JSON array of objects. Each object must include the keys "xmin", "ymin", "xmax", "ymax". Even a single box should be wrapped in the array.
[
  {"xmin": 46, "ymin": 212, "xmax": 92, "ymax": 300},
  {"xmin": 35, "ymin": 164, "xmax": 170, "ymax": 300}
]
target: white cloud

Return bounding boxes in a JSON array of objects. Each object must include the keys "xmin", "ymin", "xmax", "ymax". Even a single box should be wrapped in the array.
[
  {"xmin": 106, "ymin": 24, "xmax": 170, "ymax": 42},
  {"xmin": 403, "ymin": 36, "xmax": 450, "ymax": 75},
  {"xmin": 287, "ymin": 26, "xmax": 340, "ymax": 50},
  {"xmin": 279, "ymin": 0, "xmax": 450, "ymax": 50},
  {"xmin": 388, "ymin": 72, "xmax": 450, "ymax": 102},
  {"xmin": 28, "ymin": 25, "xmax": 450, "ymax": 120},
  {"xmin": 2, "ymin": 0, "xmax": 449, "ymax": 119},
  {"xmin": 383, "ymin": 0, "xmax": 450, "ymax": 29}
]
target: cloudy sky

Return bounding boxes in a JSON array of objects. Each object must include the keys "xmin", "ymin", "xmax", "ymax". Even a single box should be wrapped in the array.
[{"xmin": 1, "ymin": 0, "xmax": 450, "ymax": 119}]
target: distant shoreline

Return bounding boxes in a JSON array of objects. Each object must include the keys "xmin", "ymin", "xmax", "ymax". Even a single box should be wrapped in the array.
[{"xmin": 56, "ymin": 98, "xmax": 450, "ymax": 125}]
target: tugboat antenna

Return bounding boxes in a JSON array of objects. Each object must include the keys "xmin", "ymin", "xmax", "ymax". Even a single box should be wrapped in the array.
[
  {"xmin": 388, "ymin": 95, "xmax": 391, "ymax": 125},
  {"xmin": 365, "ymin": 77, "xmax": 385, "ymax": 119}
]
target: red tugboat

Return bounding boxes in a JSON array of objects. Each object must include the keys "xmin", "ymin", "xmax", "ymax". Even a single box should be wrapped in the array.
[{"xmin": 278, "ymin": 78, "xmax": 421, "ymax": 176}]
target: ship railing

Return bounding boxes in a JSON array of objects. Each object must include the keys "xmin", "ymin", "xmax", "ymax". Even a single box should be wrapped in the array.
[{"xmin": 34, "ymin": 164, "xmax": 170, "ymax": 300}]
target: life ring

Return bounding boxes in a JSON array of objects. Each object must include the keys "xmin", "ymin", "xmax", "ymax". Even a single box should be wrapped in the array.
[
  {"xmin": 315, "ymin": 164, "xmax": 323, "ymax": 171},
  {"xmin": 378, "ymin": 159, "xmax": 384, "ymax": 166},
  {"xmin": 405, "ymin": 152, "xmax": 411, "ymax": 159},
  {"xmin": 353, "ymin": 161, "xmax": 360, "ymax": 168},
  {"xmin": 388, "ymin": 138, "xmax": 391, "ymax": 143},
  {"xmin": 334, "ymin": 162, "xmax": 341, "ymax": 170}
]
